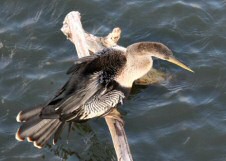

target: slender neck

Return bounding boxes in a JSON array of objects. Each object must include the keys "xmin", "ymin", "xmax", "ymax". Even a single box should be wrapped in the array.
[
  {"xmin": 115, "ymin": 52, "xmax": 153, "ymax": 88},
  {"xmin": 126, "ymin": 53, "xmax": 153, "ymax": 78},
  {"xmin": 114, "ymin": 42, "xmax": 172, "ymax": 87}
]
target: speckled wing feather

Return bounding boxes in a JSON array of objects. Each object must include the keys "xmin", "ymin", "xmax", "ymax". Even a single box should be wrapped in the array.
[
  {"xmin": 62, "ymin": 87, "xmax": 125, "ymax": 121},
  {"xmin": 82, "ymin": 89, "xmax": 125, "ymax": 119},
  {"xmin": 40, "ymin": 48, "xmax": 127, "ymax": 121}
]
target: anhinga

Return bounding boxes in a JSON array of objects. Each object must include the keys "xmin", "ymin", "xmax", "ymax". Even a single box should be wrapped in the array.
[{"xmin": 15, "ymin": 42, "xmax": 193, "ymax": 148}]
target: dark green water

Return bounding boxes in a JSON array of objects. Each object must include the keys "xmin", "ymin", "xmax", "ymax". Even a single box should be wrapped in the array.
[{"xmin": 1, "ymin": 0, "xmax": 226, "ymax": 161}]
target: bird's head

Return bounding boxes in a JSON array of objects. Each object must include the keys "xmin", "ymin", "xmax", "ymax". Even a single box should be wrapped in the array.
[{"xmin": 127, "ymin": 42, "xmax": 194, "ymax": 73}]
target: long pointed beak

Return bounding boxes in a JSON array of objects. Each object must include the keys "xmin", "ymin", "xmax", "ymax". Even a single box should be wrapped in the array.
[{"xmin": 167, "ymin": 56, "xmax": 194, "ymax": 73}]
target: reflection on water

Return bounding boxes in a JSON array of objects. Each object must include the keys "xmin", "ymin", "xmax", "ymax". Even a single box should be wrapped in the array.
[
  {"xmin": 1, "ymin": 0, "xmax": 226, "ymax": 160},
  {"xmin": 45, "ymin": 123, "xmax": 116, "ymax": 161}
]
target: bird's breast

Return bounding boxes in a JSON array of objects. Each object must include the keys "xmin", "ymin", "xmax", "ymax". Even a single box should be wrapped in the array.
[{"xmin": 115, "ymin": 57, "xmax": 152, "ymax": 88}]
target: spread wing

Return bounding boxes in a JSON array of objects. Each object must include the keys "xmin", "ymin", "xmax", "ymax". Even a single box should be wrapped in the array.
[
  {"xmin": 40, "ymin": 48, "xmax": 127, "ymax": 121},
  {"xmin": 60, "ymin": 84, "xmax": 125, "ymax": 121}
]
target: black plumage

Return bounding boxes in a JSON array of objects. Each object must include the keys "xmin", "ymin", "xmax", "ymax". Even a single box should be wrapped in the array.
[
  {"xmin": 16, "ymin": 48, "xmax": 128, "ymax": 148},
  {"xmin": 42, "ymin": 48, "xmax": 127, "ymax": 121}
]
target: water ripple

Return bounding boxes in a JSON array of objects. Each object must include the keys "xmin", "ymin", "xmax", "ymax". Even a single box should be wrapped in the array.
[{"xmin": 1, "ymin": 0, "xmax": 226, "ymax": 161}]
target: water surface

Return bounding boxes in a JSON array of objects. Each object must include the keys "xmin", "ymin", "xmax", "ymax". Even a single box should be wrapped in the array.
[{"xmin": 1, "ymin": 0, "xmax": 226, "ymax": 160}]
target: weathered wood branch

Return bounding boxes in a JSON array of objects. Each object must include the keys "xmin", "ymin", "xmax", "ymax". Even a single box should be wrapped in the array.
[{"xmin": 61, "ymin": 11, "xmax": 133, "ymax": 161}]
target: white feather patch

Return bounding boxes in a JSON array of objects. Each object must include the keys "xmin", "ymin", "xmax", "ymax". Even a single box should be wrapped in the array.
[{"xmin": 16, "ymin": 111, "xmax": 22, "ymax": 122}]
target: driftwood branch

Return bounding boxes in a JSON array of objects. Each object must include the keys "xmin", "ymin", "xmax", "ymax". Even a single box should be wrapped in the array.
[
  {"xmin": 61, "ymin": 12, "xmax": 89, "ymax": 57},
  {"xmin": 61, "ymin": 11, "xmax": 133, "ymax": 161}
]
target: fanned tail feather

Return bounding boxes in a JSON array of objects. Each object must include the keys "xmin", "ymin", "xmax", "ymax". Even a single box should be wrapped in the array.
[
  {"xmin": 53, "ymin": 122, "xmax": 65, "ymax": 145},
  {"xmin": 16, "ymin": 106, "xmax": 42, "ymax": 122},
  {"xmin": 33, "ymin": 120, "xmax": 61, "ymax": 148},
  {"xmin": 15, "ymin": 107, "xmax": 65, "ymax": 148}
]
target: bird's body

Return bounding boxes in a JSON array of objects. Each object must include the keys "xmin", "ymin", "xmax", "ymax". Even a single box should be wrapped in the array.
[{"xmin": 15, "ymin": 42, "xmax": 193, "ymax": 148}]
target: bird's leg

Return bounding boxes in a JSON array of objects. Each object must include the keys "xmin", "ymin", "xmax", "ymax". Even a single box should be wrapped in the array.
[{"xmin": 105, "ymin": 108, "xmax": 124, "ymax": 126}]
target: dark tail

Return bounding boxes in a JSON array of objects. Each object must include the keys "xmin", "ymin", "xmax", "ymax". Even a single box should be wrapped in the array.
[{"xmin": 15, "ymin": 106, "xmax": 64, "ymax": 149}]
